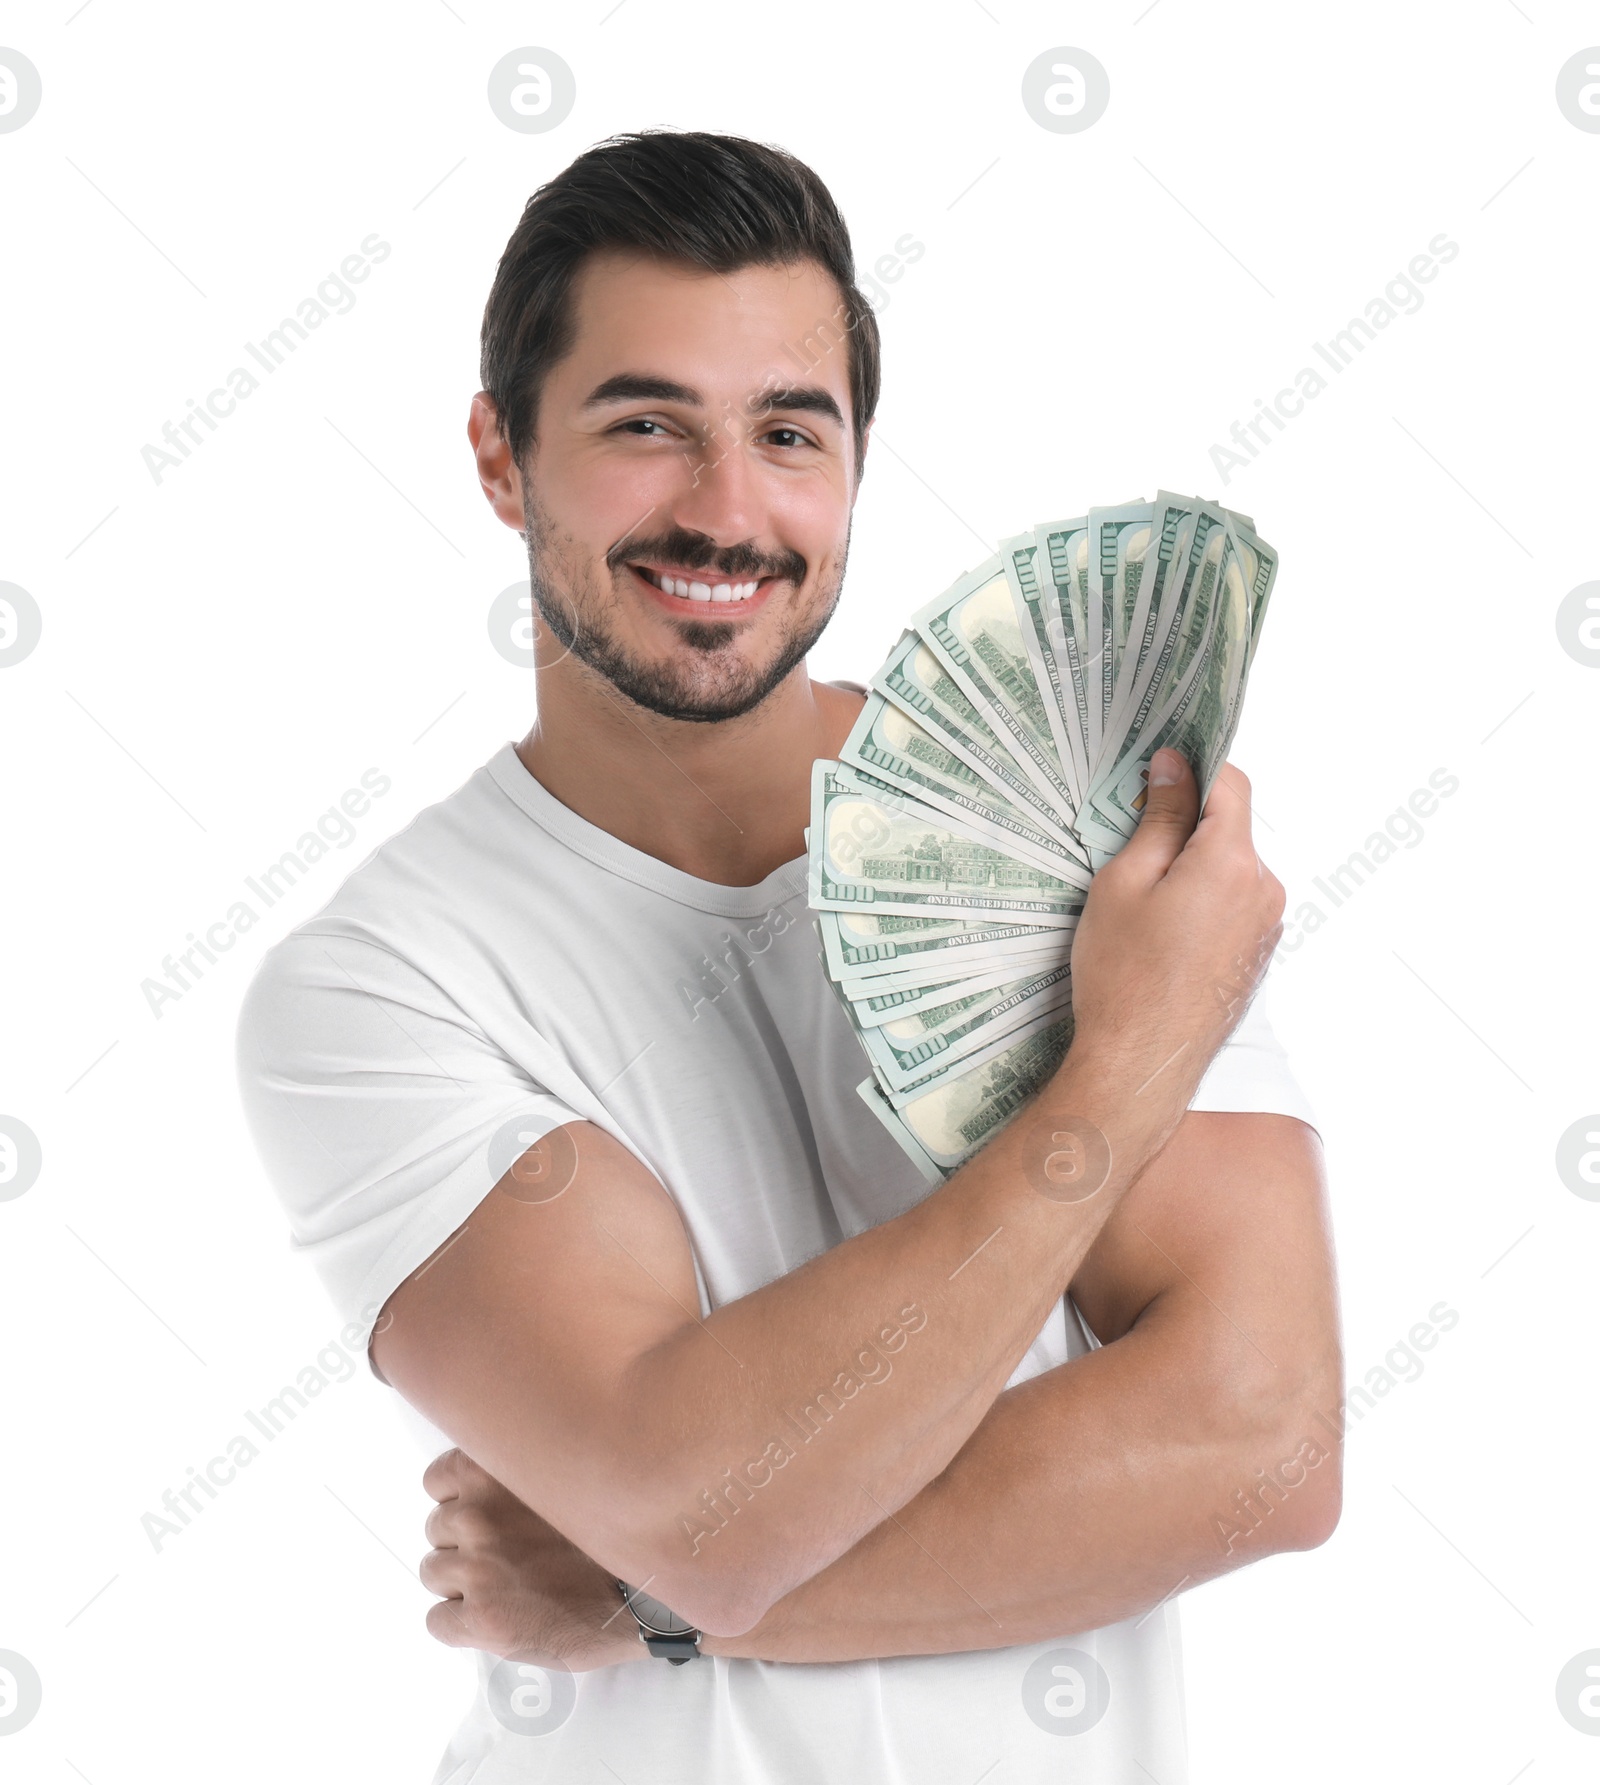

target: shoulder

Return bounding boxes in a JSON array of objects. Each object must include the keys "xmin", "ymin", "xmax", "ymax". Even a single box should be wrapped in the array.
[{"xmin": 234, "ymin": 749, "xmax": 534, "ymax": 1062}]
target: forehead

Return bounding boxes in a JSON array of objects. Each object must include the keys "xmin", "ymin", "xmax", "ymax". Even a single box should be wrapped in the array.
[{"xmin": 554, "ymin": 248, "xmax": 853, "ymax": 413}]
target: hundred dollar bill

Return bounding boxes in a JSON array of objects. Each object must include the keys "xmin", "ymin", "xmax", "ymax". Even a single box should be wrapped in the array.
[
  {"xmin": 809, "ymin": 762, "xmax": 1088, "ymax": 925},
  {"xmin": 856, "ymin": 963, "xmax": 1073, "ymax": 1094},
  {"xmin": 840, "ymin": 690, "xmax": 1084, "ymax": 880},
  {"xmin": 1083, "ymin": 528, "xmax": 1255, "ymax": 842},
  {"xmin": 837, "ymin": 943, "xmax": 1066, "ymax": 996},
  {"xmin": 1210, "ymin": 507, "xmax": 1280, "ymax": 764},
  {"xmin": 913, "ymin": 560, "xmax": 1083, "ymax": 823},
  {"xmin": 836, "ymin": 939, "xmax": 1067, "ymax": 997},
  {"xmin": 855, "ymin": 1012, "xmax": 1074, "ymax": 1178},
  {"xmin": 1101, "ymin": 492, "xmax": 1193, "ymax": 756},
  {"xmin": 1101, "ymin": 500, "xmax": 1230, "ymax": 767},
  {"xmin": 1233, "ymin": 510, "xmax": 1275, "ymax": 651},
  {"xmin": 838, "ymin": 951, "xmax": 1070, "ymax": 1024},
  {"xmin": 998, "ymin": 530, "xmax": 1093, "ymax": 799},
  {"xmin": 874, "ymin": 631, "xmax": 1082, "ymax": 851},
  {"xmin": 1079, "ymin": 515, "xmax": 1234, "ymax": 844},
  {"xmin": 1032, "ymin": 515, "xmax": 1096, "ymax": 765},
  {"xmin": 1087, "ymin": 501, "xmax": 1156, "ymax": 747},
  {"xmin": 844, "ymin": 962, "xmax": 1069, "ymax": 1042},
  {"xmin": 816, "ymin": 909, "xmax": 1057, "ymax": 981}
]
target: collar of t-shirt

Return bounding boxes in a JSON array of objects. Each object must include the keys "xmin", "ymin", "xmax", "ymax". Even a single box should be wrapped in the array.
[{"xmin": 483, "ymin": 677, "xmax": 867, "ymax": 919}]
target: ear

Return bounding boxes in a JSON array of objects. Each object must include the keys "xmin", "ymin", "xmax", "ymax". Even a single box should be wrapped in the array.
[{"xmin": 468, "ymin": 392, "xmax": 528, "ymax": 532}]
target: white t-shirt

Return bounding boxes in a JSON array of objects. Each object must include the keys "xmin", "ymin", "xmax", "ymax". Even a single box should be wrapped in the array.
[{"xmin": 235, "ymin": 734, "xmax": 1317, "ymax": 1785}]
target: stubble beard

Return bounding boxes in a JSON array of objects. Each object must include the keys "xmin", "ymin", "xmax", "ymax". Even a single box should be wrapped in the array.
[{"xmin": 521, "ymin": 487, "xmax": 848, "ymax": 725}]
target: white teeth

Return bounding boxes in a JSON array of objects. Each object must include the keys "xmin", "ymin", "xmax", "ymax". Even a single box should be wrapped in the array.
[{"xmin": 642, "ymin": 568, "xmax": 761, "ymax": 602}]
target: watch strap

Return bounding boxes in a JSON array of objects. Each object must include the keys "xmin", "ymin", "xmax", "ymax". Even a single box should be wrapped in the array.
[{"xmin": 616, "ymin": 1579, "xmax": 702, "ymax": 1664}]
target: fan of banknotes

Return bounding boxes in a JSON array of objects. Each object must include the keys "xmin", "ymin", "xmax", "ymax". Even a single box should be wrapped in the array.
[{"xmin": 805, "ymin": 491, "xmax": 1278, "ymax": 1184}]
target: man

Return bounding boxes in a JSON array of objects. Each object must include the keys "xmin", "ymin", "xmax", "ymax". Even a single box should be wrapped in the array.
[{"xmin": 236, "ymin": 130, "xmax": 1342, "ymax": 1782}]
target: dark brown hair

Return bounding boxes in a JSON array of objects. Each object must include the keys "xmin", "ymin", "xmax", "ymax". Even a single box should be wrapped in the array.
[{"xmin": 479, "ymin": 130, "xmax": 880, "ymax": 479}]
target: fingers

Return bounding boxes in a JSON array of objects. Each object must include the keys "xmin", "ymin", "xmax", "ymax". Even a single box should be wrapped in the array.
[
  {"xmin": 419, "ymin": 1544, "xmax": 462, "ymax": 1595},
  {"xmin": 422, "ymin": 1446, "xmax": 465, "ymax": 1503},
  {"xmin": 424, "ymin": 1593, "xmax": 475, "ymax": 1651},
  {"xmin": 1187, "ymin": 761, "xmax": 1258, "ymax": 860},
  {"xmin": 1200, "ymin": 761, "xmax": 1252, "ymax": 829},
  {"xmin": 424, "ymin": 1499, "xmax": 460, "ymax": 1549},
  {"xmin": 1116, "ymin": 748, "xmax": 1201, "ymax": 881}
]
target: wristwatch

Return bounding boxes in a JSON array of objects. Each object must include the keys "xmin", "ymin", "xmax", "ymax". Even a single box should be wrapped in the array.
[{"xmin": 616, "ymin": 1580, "xmax": 702, "ymax": 1664}]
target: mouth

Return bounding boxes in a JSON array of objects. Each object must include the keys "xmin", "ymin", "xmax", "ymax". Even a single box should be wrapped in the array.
[{"xmin": 626, "ymin": 560, "xmax": 783, "ymax": 616}]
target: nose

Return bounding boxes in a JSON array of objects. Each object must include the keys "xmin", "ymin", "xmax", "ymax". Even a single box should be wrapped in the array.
[{"xmin": 667, "ymin": 416, "xmax": 763, "ymax": 549}]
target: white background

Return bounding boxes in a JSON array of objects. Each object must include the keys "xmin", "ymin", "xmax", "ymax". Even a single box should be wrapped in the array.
[{"xmin": 1, "ymin": 2, "xmax": 1596, "ymax": 1779}]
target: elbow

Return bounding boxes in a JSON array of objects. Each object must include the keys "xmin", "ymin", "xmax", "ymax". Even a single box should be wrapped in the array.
[
  {"xmin": 609, "ymin": 1497, "xmax": 781, "ymax": 1638},
  {"xmin": 1283, "ymin": 1458, "xmax": 1342, "ymax": 1551},
  {"xmin": 627, "ymin": 1554, "xmax": 774, "ymax": 1640},
  {"xmin": 1228, "ymin": 1371, "xmax": 1345, "ymax": 1555}
]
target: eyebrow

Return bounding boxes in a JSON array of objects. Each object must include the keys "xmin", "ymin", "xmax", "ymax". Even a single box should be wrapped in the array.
[{"xmin": 580, "ymin": 371, "xmax": 846, "ymax": 431}]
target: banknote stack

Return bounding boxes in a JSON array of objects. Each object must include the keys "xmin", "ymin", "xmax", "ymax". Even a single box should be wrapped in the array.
[{"xmin": 806, "ymin": 492, "xmax": 1277, "ymax": 1183}]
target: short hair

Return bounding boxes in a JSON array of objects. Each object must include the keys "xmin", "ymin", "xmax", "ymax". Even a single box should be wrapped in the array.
[{"xmin": 479, "ymin": 130, "xmax": 880, "ymax": 481}]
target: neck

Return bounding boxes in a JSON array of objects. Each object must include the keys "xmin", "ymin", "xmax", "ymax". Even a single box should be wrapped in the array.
[{"xmin": 516, "ymin": 656, "xmax": 865, "ymax": 887}]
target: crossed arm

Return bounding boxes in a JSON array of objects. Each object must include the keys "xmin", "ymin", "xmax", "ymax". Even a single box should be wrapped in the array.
[
  {"xmin": 702, "ymin": 1108, "xmax": 1342, "ymax": 1661},
  {"xmin": 404, "ymin": 1106, "xmax": 1342, "ymax": 1666}
]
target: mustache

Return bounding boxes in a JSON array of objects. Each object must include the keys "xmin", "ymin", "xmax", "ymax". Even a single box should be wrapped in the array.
[{"xmin": 608, "ymin": 527, "xmax": 806, "ymax": 584}]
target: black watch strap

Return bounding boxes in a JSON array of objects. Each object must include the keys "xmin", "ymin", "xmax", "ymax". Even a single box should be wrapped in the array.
[
  {"xmin": 641, "ymin": 1631, "xmax": 701, "ymax": 1665},
  {"xmin": 616, "ymin": 1580, "xmax": 702, "ymax": 1664}
]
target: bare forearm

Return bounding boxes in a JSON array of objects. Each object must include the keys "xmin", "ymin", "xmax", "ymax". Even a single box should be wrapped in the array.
[
  {"xmin": 624, "ymin": 1047, "xmax": 1192, "ymax": 1627},
  {"xmin": 702, "ymin": 1299, "xmax": 1344, "ymax": 1663}
]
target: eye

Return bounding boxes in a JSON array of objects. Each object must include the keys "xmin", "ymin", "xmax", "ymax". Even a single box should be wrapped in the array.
[
  {"xmin": 613, "ymin": 417, "xmax": 675, "ymax": 439},
  {"xmin": 763, "ymin": 425, "xmax": 815, "ymax": 450}
]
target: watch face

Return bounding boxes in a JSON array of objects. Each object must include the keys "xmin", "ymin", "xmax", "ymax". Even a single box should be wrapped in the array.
[{"xmin": 623, "ymin": 1586, "xmax": 696, "ymax": 1637}]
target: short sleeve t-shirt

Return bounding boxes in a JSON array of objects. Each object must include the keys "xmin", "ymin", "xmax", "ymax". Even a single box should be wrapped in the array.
[{"xmin": 235, "ymin": 735, "xmax": 1318, "ymax": 1785}]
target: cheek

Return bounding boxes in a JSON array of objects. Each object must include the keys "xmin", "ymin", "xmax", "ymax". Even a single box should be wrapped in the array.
[{"xmin": 541, "ymin": 447, "xmax": 680, "ymax": 548}]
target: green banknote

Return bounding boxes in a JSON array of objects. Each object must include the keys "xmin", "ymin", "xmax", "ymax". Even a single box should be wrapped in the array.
[
  {"xmin": 874, "ymin": 631, "xmax": 1080, "ymax": 849},
  {"xmin": 855, "ymin": 1012, "xmax": 1075, "ymax": 1179},
  {"xmin": 814, "ymin": 488, "xmax": 1280, "ymax": 1182},
  {"xmin": 838, "ymin": 950, "xmax": 1069, "ymax": 1023},
  {"xmin": 840, "ymin": 690, "xmax": 1083, "ymax": 879},
  {"xmin": 809, "ymin": 762, "xmax": 1088, "ymax": 925},
  {"xmin": 855, "ymin": 962, "xmax": 1073, "ymax": 1094},
  {"xmin": 913, "ymin": 561, "xmax": 1083, "ymax": 823},
  {"xmin": 998, "ymin": 529, "xmax": 1093, "ymax": 799},
  {"xmin": 815, "ymin": 910, "xmax": 1057, "ymax": 981},
  {"xmin": 1088, "ymin": 500, "xmax": 1156, "ymax": 747}
]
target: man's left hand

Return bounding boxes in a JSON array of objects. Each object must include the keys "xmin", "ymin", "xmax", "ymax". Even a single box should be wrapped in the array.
[{"xmin": 420, "ymin": 1448, "xmax": 644, "ymax": 1671}]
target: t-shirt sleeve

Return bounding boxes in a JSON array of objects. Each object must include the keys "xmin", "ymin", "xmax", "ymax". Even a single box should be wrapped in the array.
[
  {"xmin": 1186, "ymin": 973, "xmax": 1319, "ymax": 1135},
  {"xmin": 234, "ymin": 928, "xmax": 582, "ymax": 1361}
]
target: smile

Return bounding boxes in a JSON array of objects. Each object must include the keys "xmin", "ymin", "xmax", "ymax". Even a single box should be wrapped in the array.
[{"xmin": 629, "ymin": 562, "xmax": 769, "ymax": 604}]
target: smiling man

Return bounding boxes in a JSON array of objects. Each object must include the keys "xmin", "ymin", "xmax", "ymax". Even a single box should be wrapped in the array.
[{"xmin": 236, "ymin": 131, "xmax": 1342, "ymax": 1783}]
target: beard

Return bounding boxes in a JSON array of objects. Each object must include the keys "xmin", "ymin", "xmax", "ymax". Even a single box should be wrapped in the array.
[{"xmin": 522, "ymin": 490, "xmax": 847, "ymax": 724}]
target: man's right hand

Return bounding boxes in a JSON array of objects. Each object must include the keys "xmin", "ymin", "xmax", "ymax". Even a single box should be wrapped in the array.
[{"xmin": 1066, "ymin": 749, "xmax": 1285, "ymax": 1099}]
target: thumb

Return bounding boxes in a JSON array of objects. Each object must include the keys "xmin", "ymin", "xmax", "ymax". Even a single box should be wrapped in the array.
[{"xmin": 1119, "ymin": 748, "xmax": 1200, "ymax": 878}]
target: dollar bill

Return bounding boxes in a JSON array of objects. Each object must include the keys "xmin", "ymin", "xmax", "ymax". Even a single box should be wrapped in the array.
[
  {"xmin": 1102, "ymin": 492, "xmax": 1193, "ymax": 754},
  {"xmin": 1102, "ymin": 500, "xmax": 1229, "ymax": 762},
  {"xmin": 875, "ymin": 631, "xmax": 1081, "ymax": 850},
  {"xmin": 1081, "ymin": 524, "xmax": 1257, "ymax": 843},
  {"xmin": 912, "ymin": 561, "xmax": 1084, "ymax": 823},
  {"xmin": 998, "ymin": 530, "xmax": 1093, "ymax": 800},
  {"xmin": 1088, "ymin": 501, "xmax": 1156, "ymax": 747},
  {"xmin": 856, "ymin": 963, "xmax": 1073, "ymax": 1093},
  {"xmin": 815, "ymin": 910, "xmax": 1057, "ymax": 981},
  {"xmin": 809, "ymin": 762, "xmax": 1088, "ymax": 925},
  {"xmin": 840, "ymin": 690, "xmax": 1084, "ymax": 879},
  {"xmin": 815, "ymin": 488, "xmax": 1279, "ymax": 1183},
  {"xmin": 1033, "ymin": 515, "xmax": 1096, "ymax": 764},
  {"xmin": 855, "ymin": 1011, "xmax": 1075, "ymax": 1177},
  {"xmin": 837, "ymin": 951, "xmax": 1069, "ymax": 1024}
]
